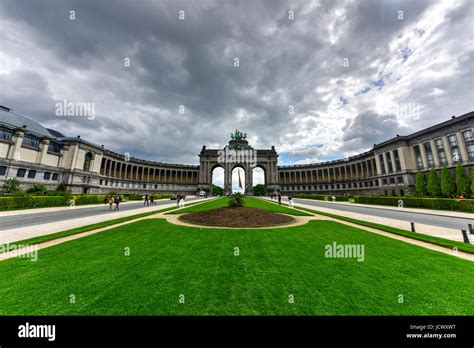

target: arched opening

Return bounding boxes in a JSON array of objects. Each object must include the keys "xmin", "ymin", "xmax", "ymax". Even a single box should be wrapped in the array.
[
  {"xmin": 211, "ymin": 166, "xmax": 224, "ymax": 196},
  {"xmin": 252, "ymin": 166, "xmax": 265, "ymax": 196},
  {"xmin": 231, "ymin": 166, "xmax": 246, "ymax": 194},
  {"xmin": 83, "ymin": 152, "xmax": 93, "ymax": 172}
]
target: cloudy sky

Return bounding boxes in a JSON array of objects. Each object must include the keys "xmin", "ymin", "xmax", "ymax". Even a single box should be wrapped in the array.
[{"xmin": 1, "ymin": 0, "xmax": 473, "ymax": 170}]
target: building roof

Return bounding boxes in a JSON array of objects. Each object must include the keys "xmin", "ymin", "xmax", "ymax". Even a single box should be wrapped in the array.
[
  {"xmin": 0, "ymin": 106, "xmax": 62, "ymax": 139},
  {"xmin": 373, "ymin": 111, "xmax": 474, "ymax": 149}
]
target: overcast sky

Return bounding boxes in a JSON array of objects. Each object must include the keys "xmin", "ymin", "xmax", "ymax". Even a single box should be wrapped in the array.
[{"xmin": 1, "ymin": 0, "xmax": 473, "ymax": 169}]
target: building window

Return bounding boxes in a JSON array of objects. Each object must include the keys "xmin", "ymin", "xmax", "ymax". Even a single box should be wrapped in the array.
[
  {"xmin": 83, "ymin": 152, "xmax": 93, "ymax": 171},
  {"xmin": 99, "ymin": 179, "xmax": 103, "ymax": 185},
  {"xmin": 435, "ymin": 138, "xmax": 447, "ymax": 165},
  {"xmin": 385, "ymin": 152, "xmax": 393, "ymax": 173},
  {"xmin": 389, "ymin": 177, "xmax": 395, "ymax": 184},
  {"xmin": 397, "ymin": 176, "xmax": 404, "ymax": 184},
  {"xmin": 382, "ymin": 178, "xmax": 388, "ymax": 185},
  {"xmin": 48, "ymin": 142, "xmax": 61, "ymax": 154},
  {"xmin": 448, "ymin": 134, "xmax": 462, "ymax": 163},
  {"xmin": 0, "ymin": 166, "xmax": 6, "ymax": 176},
  {"xmin": 462, "ymin": 130, "xmax": 474, "ymax": 161},
  {"xmin": 52, "ymin": 173, "xmax": 59, "ymax": 181},
  {"xmin": 22, "ymin": 135, "xmax": 40, "ymax": 149},
  {"xmin": 43, "ymin": 172, "xmax": 51, "ymax": 180},
  {"xmin": 17, "ymin": 168, "xmax": 26, "ymax": 177},
  {"xmin": 379, "ymin": 154, "xmax": 386, "ymax": 174},
  {"xmin": 27, "ymin": 170, "xmax": 36, "ymax": 179},
  {"xmin": 413, "ymin": 145, "xmax": 423, "ymax": 170},
  {"xmin": 0, "ymin": 128, "xmax": 13, "ymax": 141},
  {"xmin": 393, "ymin": 149, "xmax": 402, "ymax": 171},
  {"xmin": 423, "ymin": 142, "xmax": 435, "ymax": 168}
]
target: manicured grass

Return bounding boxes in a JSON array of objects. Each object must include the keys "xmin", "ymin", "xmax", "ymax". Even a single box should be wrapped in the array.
[
  {"xmin": 0, "ymin": 218, "xmax": 472, "ymax": 315},
  {"xmin": 291, "ymin": 204, "xmax": 474, "ymax": 254},
  {"xmin": 0, "ymin": 199, "xmax": 205, "ymax": 254},
  {"xmin": 167, "ymin": 197, "xmax": 312, "ymax": 216}
]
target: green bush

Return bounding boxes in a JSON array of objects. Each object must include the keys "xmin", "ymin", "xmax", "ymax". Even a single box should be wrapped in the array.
[
  {"xmin": 415, "ymin": 171, "xmax": 426, "ymax": 196},
  {"xmin": 293, "ymin": 193, "xmax": 350, "ymax": 202},
  {"xmin": 26, "ymin": 184, "xmax": 49, "ymax": 196},
  {"xmin": 427, "ymin": 168, "xmax": 440, "ymax": 196},
  {"xmin": 455, "ymin": 163, "xmax": 469, "ymax": 196},
  {"xmin": 228, "ymin": 193, "xmax": 245, "ymax": 207},
  {"xmin": 440, "ymin": 166, "xmax": 453, "ymax": 197},
  {"xmin": 353, "ymin": 195, "xmax": 474, "ymax": 212}
]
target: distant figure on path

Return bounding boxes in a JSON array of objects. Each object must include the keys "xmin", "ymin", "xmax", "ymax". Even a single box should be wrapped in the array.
[
  {"xmin": 277, "ymin": 193, "xmax": 282, "ymax": 205},
  {"xmin": 150, "ymin": 194, "xmax": 154, "ymax": 206},
  {"xmin": 288, "ymin": 195, "xmax": 294, "ymax": 208},
  {"xmin": 108, "ymin": 196, "xmax": 114, "ymax": 210},
  {"xmin": 114, "ymin": 195, "xmax": 121, "ymax": 210},
  {"xmin": 144, "ymin": 194, "xmax": 149, "ymax": 206},
  {"xmin": 178, "ymin": 195, "xmax": 185, "ymax": 208}
]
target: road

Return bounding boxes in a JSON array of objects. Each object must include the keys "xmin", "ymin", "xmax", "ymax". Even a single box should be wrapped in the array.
[
  {"xmin": 0, "ymin": 197, "xmax": 200, "ymax": 231},
  {"xmin": 291, "ymin": 198, "xmax": 473, "ymax": 231}
]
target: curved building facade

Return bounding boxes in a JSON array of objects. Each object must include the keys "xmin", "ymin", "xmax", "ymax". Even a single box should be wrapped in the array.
[{"xmin": 0, "ymin": 104, "xmax": 473, "ymax": 196}]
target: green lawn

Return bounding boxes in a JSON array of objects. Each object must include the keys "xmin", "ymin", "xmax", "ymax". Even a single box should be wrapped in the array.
[
  {"xmin": 0, "ymin": 218, "xmax": 472, "ymax": 315},
  {"xmin": 167, "ymin": 197, "xmax": 312, "ymax": 216}
]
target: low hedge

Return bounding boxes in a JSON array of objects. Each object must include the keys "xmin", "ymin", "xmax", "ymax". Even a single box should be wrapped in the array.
[
  {"xmin": 293, "ymin": 193, "xmax": 350, "ymax": 202},
  {"xmin": 353, "ymin": 196, "xmax": 474, "ymax": 213},
  {"xmin": 0, "ymin": 195, "xmax": 104, "ymax": 210}
]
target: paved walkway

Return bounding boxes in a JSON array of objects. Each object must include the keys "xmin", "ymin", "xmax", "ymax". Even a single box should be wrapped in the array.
[
  {"xmin": 0, "ymin": 197, "xmax": 205, "ymax": 245},
  {"xmin": 263, "ymin": 197, "xmax": 472, "ymax": 243}
]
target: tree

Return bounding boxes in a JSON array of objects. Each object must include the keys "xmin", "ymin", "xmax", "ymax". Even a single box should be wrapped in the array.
[
  {"xmin": 455, "ymin": 163, "xmax": 468, "ymax": 196},
  {"xmin": 415, "ymin": 171, "xmax": 426, "ymax": 196},
  {"xmin": 212, "ymin": 184, "xmax": 224, "ymax": 196},
  {"xmin": 440, "ymin": 166, "xmax": 453, "ymax": 197},
  {"xmin": 253, "ymin": 184, "xmax": 265, "ymax": 196},
  {"xmin": 426, "ymin": 168, "xmax": 440, "ymax": 196},
  {"xmin": 471, "ymin": 169, "xmax": 474, "ymax": 198},
  {"xmin": 2, "ymin": 178, "xmax": 22, "ymax": 194}
]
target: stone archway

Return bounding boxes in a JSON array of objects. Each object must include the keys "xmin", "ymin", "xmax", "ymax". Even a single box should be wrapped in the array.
[{"xmin": 198, "ymin": 130, "xmax": 279, "ymax": 195}]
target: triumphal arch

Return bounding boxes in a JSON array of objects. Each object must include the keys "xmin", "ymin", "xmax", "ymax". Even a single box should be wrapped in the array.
[{"xmin": 198, "ymin": 130, "xmax": 279, "ymax": 195}]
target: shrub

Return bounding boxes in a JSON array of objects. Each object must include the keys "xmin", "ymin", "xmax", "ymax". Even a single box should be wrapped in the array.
[
  {"xmin": 455, "ymin": 163, "xmax": 469, "ymax": 196},
  {"xmin": 26, "ymin": 184, "xmax": 49, "ymax": 196},
  {"xmin": 440, "ymin": 166, "xmax": 453, "ymax": 197},
  {"xmin": 228, "ymin": 192, "xmax": 245, "ymax": 207},
  {"xmin": 427, "ymin": 168, "xmax": 440, "ymax": 196},
  {"xmin": 415, "ymin": 171, "xmax": 426, "ymax": 196},
  {"xmin": 2, "ymin": 178, "xmax": 22, "ymax": 194}
]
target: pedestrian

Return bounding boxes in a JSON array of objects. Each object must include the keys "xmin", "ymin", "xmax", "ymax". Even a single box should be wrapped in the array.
[
  {"xmin": 108, "ymin": 196, "xmax": 114, "ymax": 210},
  {"xmin": 277, "ymin": 193, "xmax": 281, "ymax": 205},
  {"xmin": 144, "ymin": 194, "xmax": 149, "ymax": 206},
  {"xmin": 176, "ymin": 193, "xmax": 181, "ymax": 205},
  {"xmin": 178, "ymin": 195, "xmax": 185, "ymax": 208},
  {"xmin": 288, "ymin": 194, "xmax": 294, "ymax": 208},
  {"xmin": 150, "ymin": 194, "xmax": 154, "ymax": 206},
  {"xmin": 115, "ymin": 194, "xmax": 121, "ymax": 210}
]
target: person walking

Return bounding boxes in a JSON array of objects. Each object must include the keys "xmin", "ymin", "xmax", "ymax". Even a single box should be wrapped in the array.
[
  {"xmin": 150, "ymin": 194, "xmax": 154, "ymax": 206},
  {"xmin": 108, "ymin": 196, "xmax": 114, "ymax": 210},
  {"xmin": 144, "ymin": 194, "xmax": 149, "ymax": 206},
  {"xmin": 277, "ymin": 193, "xmax": 282, "ymax": 205},
  {"xmin": 114, "ymin": 194, "xmax": 121, "ymax": 210},
  {"xmin": 288, "ymin": 194, "xmax": 294, "ymax": 208}
]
